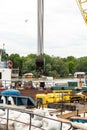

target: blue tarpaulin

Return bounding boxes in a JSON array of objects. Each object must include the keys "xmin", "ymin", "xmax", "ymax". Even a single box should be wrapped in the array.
[{"xmin": 1, "ymin": 89, "xmax": 21, "ymax": 96}]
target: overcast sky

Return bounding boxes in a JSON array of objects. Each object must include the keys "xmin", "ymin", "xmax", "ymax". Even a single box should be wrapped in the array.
[{"xmin": 0, "ymin": 0, "xmax": 87, "ymax": 58}]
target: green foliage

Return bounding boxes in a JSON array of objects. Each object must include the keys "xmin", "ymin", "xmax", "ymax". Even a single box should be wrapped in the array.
[
  {"xmin": 8, "ymin": 54, "xmax": 21, "ymax": 68},
  {"xmin": 8, "ymin": 53, "xmax": 22, "ymax": 75},
  {"xmin": 22, "ymin": 54, "xmax": 36, "ymax": 74},
  {"xmin": 75, "ymin": 57, "xmax": 87, "ymax": 72},
  {"xmin": 67, "ymin": 61, "xmax": 75, "ymax": 74},
  {"xmin": 1, "ymin": 50, "xmax": 8, "ymax": 61},
  {"xmin": 7, "ymin": 53, "xmax": 87, "ymax": 78}
]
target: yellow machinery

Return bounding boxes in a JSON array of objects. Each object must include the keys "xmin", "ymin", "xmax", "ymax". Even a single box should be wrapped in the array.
[
  {"xmin": 77, "ymin": 0, "xmax": 87, "ymax": 24},
  {"xmin": 36, "ymin": 90, "xmax": 85, "ymax": 108},
  {"xmin": 36, "ymin": 90, "xmax": 72, "ymax": 108}
]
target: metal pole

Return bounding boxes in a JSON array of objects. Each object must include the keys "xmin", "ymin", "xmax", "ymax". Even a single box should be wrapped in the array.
[
  {"xmin": 6, "ymin": 108, "xmax": 9, "ymax": 130},
  {"xmin": 37, "ymin": 0, "xmax": 44, "ymax": 55}
]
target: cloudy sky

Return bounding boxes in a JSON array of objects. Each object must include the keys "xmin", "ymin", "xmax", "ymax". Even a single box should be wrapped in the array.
[{"xmin": 0, "ymin": 0, "xmax": 87, "ymax": 58}]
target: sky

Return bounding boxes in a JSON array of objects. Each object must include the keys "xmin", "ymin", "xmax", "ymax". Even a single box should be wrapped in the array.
[{"xmin": 0, "ymin": 0, "xmax": 87, "ymax": 58}]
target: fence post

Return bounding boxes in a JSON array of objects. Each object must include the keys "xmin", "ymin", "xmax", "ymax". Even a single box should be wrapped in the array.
[
  {"xmin": 6, "ymin": 108, "xmax": 9, "ymax": 130},
  {"xmin": 29, "ymin": 113, "xmax": 32, "ymax": 130}
]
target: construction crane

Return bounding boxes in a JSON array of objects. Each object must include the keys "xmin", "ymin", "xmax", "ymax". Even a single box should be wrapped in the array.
[{"xmin": 77, "ymin": 0, "xmax": 87, "ymax": 24}]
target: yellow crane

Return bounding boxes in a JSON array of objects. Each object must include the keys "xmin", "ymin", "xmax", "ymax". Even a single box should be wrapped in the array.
[{"xmin": 77, "ymin": 0, "xmax": 87, "ymax": 24}]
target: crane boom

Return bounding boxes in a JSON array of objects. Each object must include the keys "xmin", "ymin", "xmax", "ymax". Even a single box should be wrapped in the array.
[{"xmin": 77, "ymin": 0, "xmax": 87, "ymax": 24}]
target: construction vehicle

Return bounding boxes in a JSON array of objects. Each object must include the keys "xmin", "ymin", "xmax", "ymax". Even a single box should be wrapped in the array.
[{"xmin": 36, "ymin": 90, "xmax": 86, "ymax": 109}]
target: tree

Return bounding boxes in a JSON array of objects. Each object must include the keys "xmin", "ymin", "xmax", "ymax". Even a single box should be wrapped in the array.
[
  {"xmin": 51, "ymin": 57, "xmax": 69, "ymax": 77},
  {"xmin": 8, "ymin": 53, "xmax": 22, "ymax": 75},
  {"xmin": 65, "ymin": 56, "xmax": 76, "ymax": 75},
  {"xmin": 8, "ymin": 52, "xmax": 87, "ymax": 78},
  {"xmin": 75, "ymin": 57, "xmax": 87, "ymax": 72},
  {"xmin": 67, "ymin": 61, "xmax": 75, "ymax": 74},
  {"xmin": 22, "ymin": 54, "xmax": 36, "ymax": 75}
]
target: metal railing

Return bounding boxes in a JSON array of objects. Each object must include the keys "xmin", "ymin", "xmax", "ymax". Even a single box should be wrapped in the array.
[{"xmin": 0, "ymin": 105, "xmax": 74, "ymax": 130}]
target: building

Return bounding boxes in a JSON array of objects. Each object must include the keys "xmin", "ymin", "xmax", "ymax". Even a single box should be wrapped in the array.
[{"xmin": 0, "ymin": 49, "xmax": 11, "ymax": 88}]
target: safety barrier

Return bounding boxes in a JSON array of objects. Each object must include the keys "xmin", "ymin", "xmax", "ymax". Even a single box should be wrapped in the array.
[{"xmin": 0, "ymin": 105, "xmax": 74, "ymax": 130}]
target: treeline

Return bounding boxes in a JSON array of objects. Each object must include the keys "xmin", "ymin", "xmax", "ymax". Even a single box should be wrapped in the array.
[{"xmin": 2, "ymin": 52, "xmax": 87, "ymax": 78}]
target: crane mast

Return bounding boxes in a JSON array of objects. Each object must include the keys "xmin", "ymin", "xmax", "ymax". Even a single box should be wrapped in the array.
[{"xmin": 77, "ymin": 0, "xmax": 87, "ymax": 24}]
